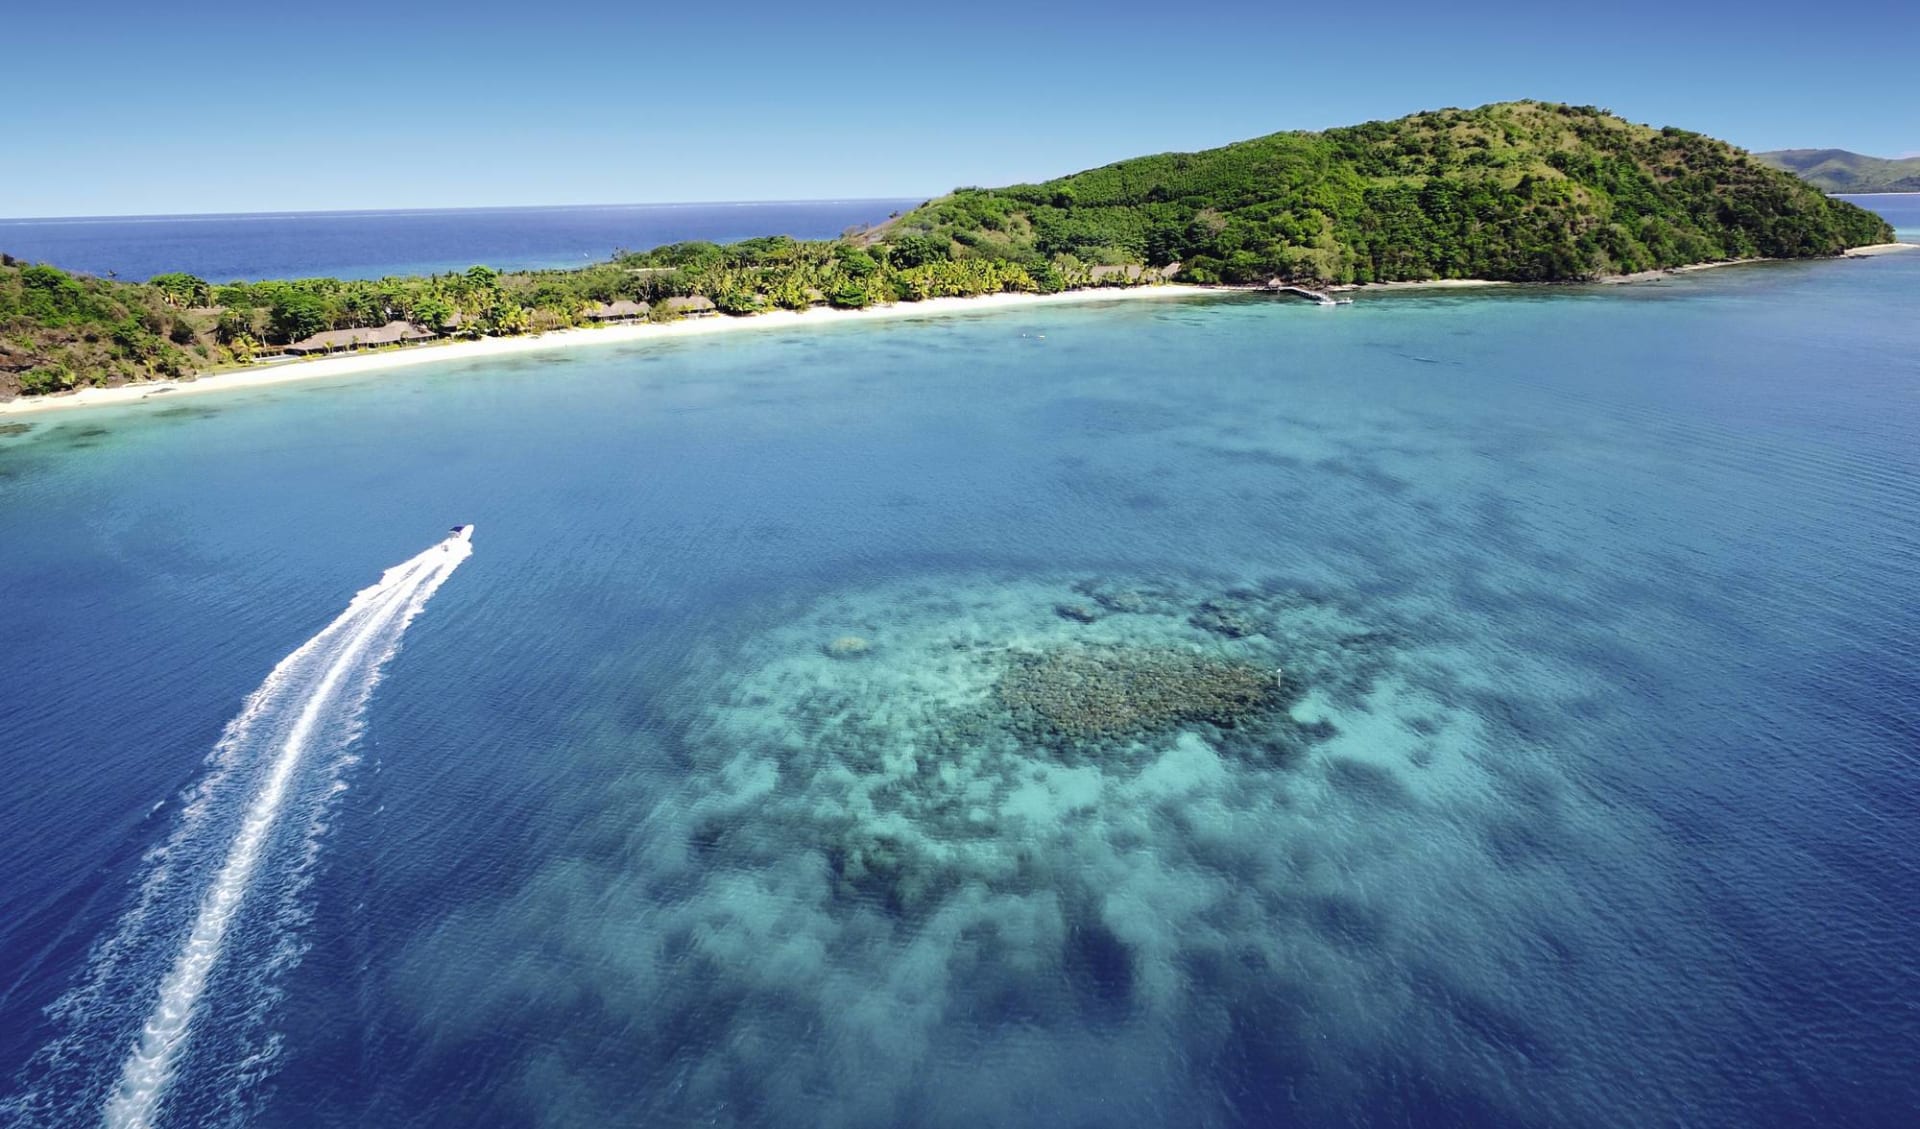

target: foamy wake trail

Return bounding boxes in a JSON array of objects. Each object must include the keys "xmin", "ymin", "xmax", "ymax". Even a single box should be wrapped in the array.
[{"xmin": 1, "ymin": 534, "xmax": 470, "ymax": 1129}]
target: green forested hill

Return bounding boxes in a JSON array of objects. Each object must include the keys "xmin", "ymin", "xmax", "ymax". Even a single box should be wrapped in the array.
[
  {"xmin": 0, "ymin": 258, "xmax": 223, "ymax": 395},
  {"xmin": 1755, "ymin": 149, "xmax": 1920, "ymax": 194},
  {"xmin": 1, "ymin": 101, "xmax": 1900, "ymax": 400},
  {"xmin": 879, "ymin": 101, "xmax": 1893, "ymax": 284}
]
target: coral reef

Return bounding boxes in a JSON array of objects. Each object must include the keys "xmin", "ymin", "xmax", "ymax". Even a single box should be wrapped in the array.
[
  {"xmin": 1189, "ymin": 598, "xmax": 1262, "ymax": 639},
  {"xmin": 403, "ymin": 566, "xmax": 1622, "ymax": 1129},
  {"xmin": 673, "ymin": 572, "xmax": 1424, "ymax": 925},
  {"xmin": 1053, "ymin": 602, "xmax": 1100, "ymax": 623},
  {"xmin": 997, "ymin": 644, "xmax": 1278, "ymax": 741}
]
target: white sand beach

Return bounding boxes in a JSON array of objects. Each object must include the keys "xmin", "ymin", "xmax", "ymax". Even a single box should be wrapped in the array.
[
  {"xmin": 1844, "ymin": 241, "xmax": 1920, "ymax": 257},
  {"xmin": 1332, "ymin": 243, "xmax": 1917, "ymax": 292},
  {"xmin": 0, "ymin": 286, "xmax": 1216, "ymax": 418},
  {"xmin": 1336, "ymin": 243, "xmax": 1918, "ymax": 292},
  {"xmin": 1603, "ymin": 242, "xmax": 1918, "ymax": 284},
  {"xmin": 1332, "ymin": 278, "xmax": 1516, "ymax": 293},
  {"xmin": 6, "ymin": 245, "xmax": 1914, "ymax": 419}
]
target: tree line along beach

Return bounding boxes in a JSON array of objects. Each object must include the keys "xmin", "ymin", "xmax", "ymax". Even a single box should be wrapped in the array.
[{"xmin": 2, "ymin": 100, "xmax": 1908, "ymax": 409}]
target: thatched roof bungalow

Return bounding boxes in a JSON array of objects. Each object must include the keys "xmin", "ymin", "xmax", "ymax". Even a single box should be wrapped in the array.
[
  {"xmin": 586, "ymin": 300, "xmax": 651, "ymax": 322},
  {"xmin": 662, "ymin": 295, "xmax": 717, "ymax": 317},
  {"xmin": 286, "ymin": 320, "xmax": 437, "ymax": 355},
  {"xmin": 1087, "ymin": 263, "xmax": 1180, "ymax": 284}
]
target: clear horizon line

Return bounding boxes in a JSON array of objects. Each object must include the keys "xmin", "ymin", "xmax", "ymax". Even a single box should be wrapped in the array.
[{"xmin": 0, "ymin": 196, "xmax": 931, "ymax": 226}]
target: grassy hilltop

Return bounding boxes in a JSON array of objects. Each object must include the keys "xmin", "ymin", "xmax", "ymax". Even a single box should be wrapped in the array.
[
  {"xmin": 1756, "ymin": 149, "xmax": 1920, "ymax": 194},
  {"xmin": 882, "ymin": 101, "xmax": 1892, "ymax": 284},
  {"xmin": 1, "ymin": 101, "xmax": 1896, "ymax": 399}
]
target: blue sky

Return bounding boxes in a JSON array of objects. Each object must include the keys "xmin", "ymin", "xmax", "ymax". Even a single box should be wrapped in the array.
[{"xmin": 4, "ymin": 0, "xmax": 1915, "ymax": 217}]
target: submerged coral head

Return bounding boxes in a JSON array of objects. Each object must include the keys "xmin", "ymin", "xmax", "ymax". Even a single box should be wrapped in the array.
[
  {"xmin": 823, "ymin": 635, "xmax": 872, "ymax": 658},
  {"xmin": 996, "ymin": 644, "xmax": 1280, "ymax": 741}
]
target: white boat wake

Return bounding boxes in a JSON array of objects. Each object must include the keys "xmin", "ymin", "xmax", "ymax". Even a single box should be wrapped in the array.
[{"xmin": 2, "ymin": 529, "xmax": 472, "ymax": 1129}]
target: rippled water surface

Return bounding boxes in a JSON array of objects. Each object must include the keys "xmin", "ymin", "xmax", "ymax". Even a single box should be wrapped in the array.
[{"xmin": 3, "ymin": 256, "xmax": 1918, "ymax": 1128}]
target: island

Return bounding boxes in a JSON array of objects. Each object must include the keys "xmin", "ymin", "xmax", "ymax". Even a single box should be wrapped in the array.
[
  {"xmin": 1756, "ymin": 149, "xmax": 1920, "ymax": 194},
  {"xmin": 0, "ymin": 100, "xmax": 1897, "ymax": 402}
]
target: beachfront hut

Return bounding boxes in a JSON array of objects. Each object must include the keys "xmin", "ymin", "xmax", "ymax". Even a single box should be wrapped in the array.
[
  {"xmin": 662, "ymin": 295, "xmax": 717, "ymax": 318},
  {"xmin": 285, "ymin": 320, "xmax": 437, "ymax": 356},
  {"xmin": 1087, "ymin": 263, "xmax": 1179, "ymax": 284},
  {"xmin": 586, "ymin": 300, "xmax": 651, "ymax": 323}
]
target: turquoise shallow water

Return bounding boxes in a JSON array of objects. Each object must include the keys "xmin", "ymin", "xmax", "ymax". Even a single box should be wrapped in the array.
[{"xmin": 2, "ymin": 256, "xmax": 1919, "ymax": 1127}]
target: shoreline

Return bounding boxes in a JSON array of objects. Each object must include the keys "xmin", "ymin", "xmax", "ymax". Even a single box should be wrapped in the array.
[
  {"xmin": 4, "ymin": 243, "xmax": 1914, "ymax": 419},
  {"xmin": 1601, "ymin": 241, "xmax": 1918, "ymax": 283},
  {"xmin": 1332, "ymin": 278, "xmax": 1515, "ymax": 293},
  {"xmin": 0, "ymin": 286, "xmax": 1214, "ymax": 419},
  {"xmin": 1841, "ymin": 241, "xmax": 1920, "ymax": 257},
  {"xmin": 1332, "ymin": 242, "xmax": 1919, "ymax": 291}
]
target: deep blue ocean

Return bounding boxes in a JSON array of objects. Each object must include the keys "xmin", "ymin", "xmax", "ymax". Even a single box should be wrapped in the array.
[
  {"xmin": 0, "ymin": 200, "xmax": 918, "ymax": 282},
  {"xmin": 1838, "ymin": 192, "xmax": 1920, "ymax": 232},
  {"xmin": 4, "ymin": 251, "xmax": 1920, "ymax": 1127}
]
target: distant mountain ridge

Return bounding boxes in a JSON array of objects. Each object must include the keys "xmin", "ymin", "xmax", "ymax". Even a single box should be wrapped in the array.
[{"xmin": 1756, "ymin": 149, "xmax": 1920, "ymax": 193}]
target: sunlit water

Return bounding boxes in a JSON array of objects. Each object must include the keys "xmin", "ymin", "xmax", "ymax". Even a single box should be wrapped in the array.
[{"xmin": 2, "ymin": 255, "xmax": 1918, "ymax": 1127}]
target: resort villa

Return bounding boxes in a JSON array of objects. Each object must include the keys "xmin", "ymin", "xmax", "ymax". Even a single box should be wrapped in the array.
[
  {"xmin": 661, "ymin": 295, "xmax": 717, "ymax": 317},
  {"xmin": 585, "ymin": 300, "xmax": 650, "ymax": 323},
  {"xmin": 284, "ymin": 320, "xmax": 439, "ymax": 356}
]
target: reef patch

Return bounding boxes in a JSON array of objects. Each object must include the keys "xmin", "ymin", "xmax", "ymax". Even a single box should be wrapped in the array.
[{"xmin": 997, "ymin": 644, "xmax": 1279, "ymax": 741}]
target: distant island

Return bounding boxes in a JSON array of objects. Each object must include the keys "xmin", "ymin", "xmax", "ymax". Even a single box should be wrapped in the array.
[
  {"xmin": 1755, "ymin": 149, "xmax": 1920, "ymax": 194},
  {"xmin": 0, "ymin": 100, "xmax": 1896, "ymax": 400}
]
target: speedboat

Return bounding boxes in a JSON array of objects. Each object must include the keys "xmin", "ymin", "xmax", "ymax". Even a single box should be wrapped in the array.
[{"xmin": 447, "ymin": 524, "xmax": 475, "ymax": 544}]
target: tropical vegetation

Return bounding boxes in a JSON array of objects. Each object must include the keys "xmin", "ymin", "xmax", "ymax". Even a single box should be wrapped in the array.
[
  {"xmin": 882, "ymin": 101, "xmax": 1892, "ymax": 284},
  {"xmin": 2, "ymin": 101, "xmax": 1895, "ymax": 399},
  {"xmin": 0, "ymin": 257, "xmax": 222, "ymax": 395},
  {"xmin": 0, "ymin": 241, "xmax": 1136, "ymax": 398}
]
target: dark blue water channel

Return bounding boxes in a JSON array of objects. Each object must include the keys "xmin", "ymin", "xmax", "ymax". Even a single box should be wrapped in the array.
[{"xmin": 2, "ymin": 254, "xmax": 1917, "ymax": 1127}]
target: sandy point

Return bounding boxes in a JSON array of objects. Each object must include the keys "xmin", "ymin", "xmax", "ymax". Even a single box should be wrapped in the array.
[{"xmin": 1844, "ymin": 241, "xmax": 1920, "ymax": 257}]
